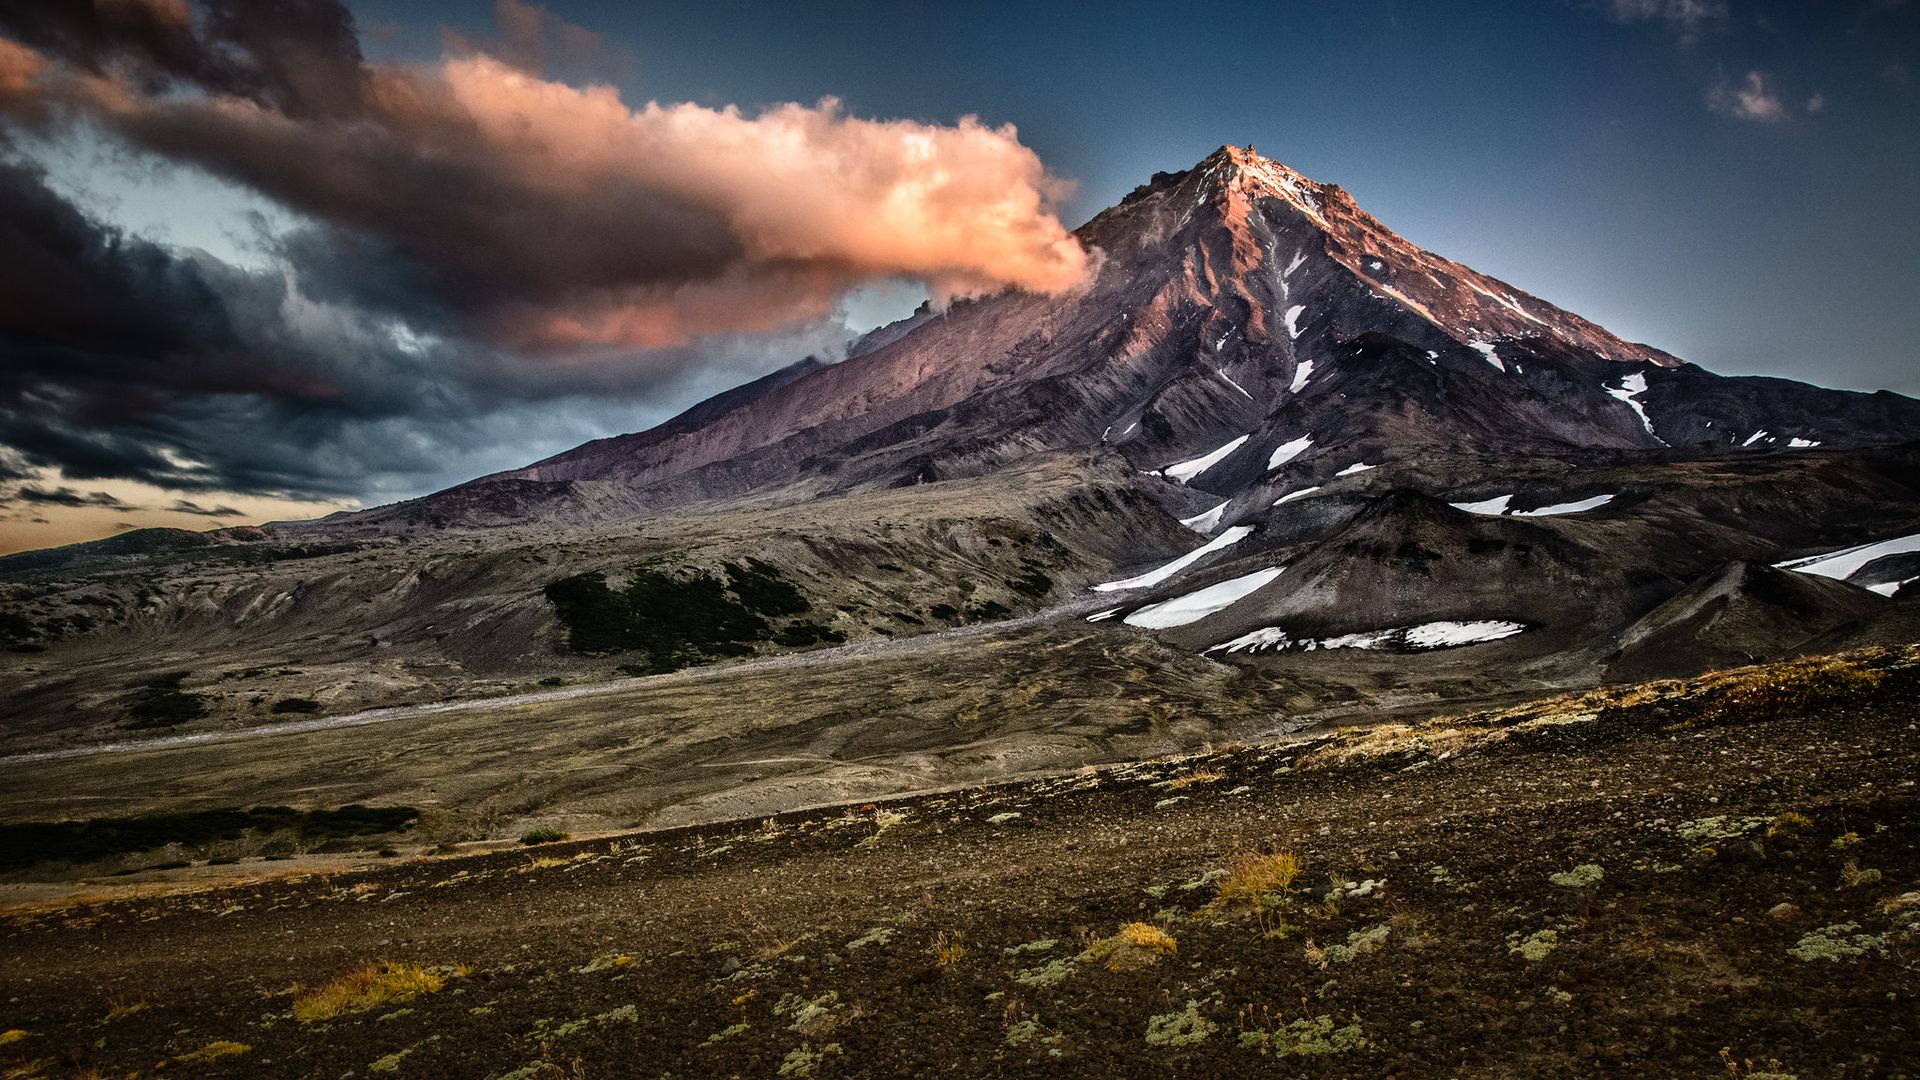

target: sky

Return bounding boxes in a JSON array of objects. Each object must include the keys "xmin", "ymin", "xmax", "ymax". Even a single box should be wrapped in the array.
[{"xmin": 0, "ymin": 0, "xmax": 1914, "ymax": 554}]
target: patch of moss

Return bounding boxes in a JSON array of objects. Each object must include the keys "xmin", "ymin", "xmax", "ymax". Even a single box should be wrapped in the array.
[
  {"xmin": 1788, "ymin": 923, "xmax": 1885, "ymax": 962},
  {"xmin": 1239, "ymin": 1015, "xmax": 1367, "ymax": 1057},
  {"xmin": 1144, "ymin": 1000, "xmax": 1216, "ymax": 1047},
  {"xmin": 774, "ymin": 991, "xmax": 841, "ymax": 1036},
  {"xmin": 1309, "ymin": 923, "xmax": 1389, "ymax": 966},
  {"xmin": 1013, "ymin": 958, "xmax": 1075, "ymax": 988},
  {"xmin": 1549, "ymin": 863, "xmax": 1604, "ymax": 888},
  {"xmin": 778, "ymin": 1043, "xmax": 842, "ymax": 1077},
  {"xmin": 1508, "ymin": 928, "xmax": 1559, "ymax": 962}
]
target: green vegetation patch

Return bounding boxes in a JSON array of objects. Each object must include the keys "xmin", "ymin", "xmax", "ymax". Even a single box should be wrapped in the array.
[
  {"xmin": 0, "ymin": 804, "xmax": 420, "ymax": 872},
  {"xmin": 1239, "ymin": 1015, "xmax": 1367, "ymax": 1057},
  {"xmin": 121, "ymin": 671, "xmax": 208, "ymax": 729},
  {"xmin": 545, "ymin": 560, "xmax": 821, "ymax": 671}
]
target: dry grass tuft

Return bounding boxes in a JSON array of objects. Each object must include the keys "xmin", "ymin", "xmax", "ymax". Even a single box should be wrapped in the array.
[
  {"xmin": 1079, "ymin": 921, "xmax": 1178, "ymax": 972},
  {"xmin": 928, "ymin": 932, "xmax": 967, "ymax": 968},
  {"xmin": 174, "ymin": 1040, "xmax": 250, "ymax": 1064},
  {"xmin": 1211, "ymin": 852, "xmax": 1302, "ymax": 911},
  {"xmin": 1160, "ymin": 768, "xmax": 1225, "ymax": 791},
  {"xmin": 1118, "ymin": 921, "xmax": 1178, "ymax": 955},
  {"xmin": 291, "ymin": 962, "xmax": 454, "ymax": 1023},
  {"xmin": 1700, "ymin": 655, "xmax": 1884, "ymax": 727},
  {"xmin": 1767, "ymin": 812, "xmax": 1813, "ymax": 839}
]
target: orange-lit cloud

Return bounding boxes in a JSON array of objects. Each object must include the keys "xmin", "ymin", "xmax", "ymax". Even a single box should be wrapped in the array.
[{"xmin": 1, "ymin": 3, "xmax": 1092, "ymax": 351}]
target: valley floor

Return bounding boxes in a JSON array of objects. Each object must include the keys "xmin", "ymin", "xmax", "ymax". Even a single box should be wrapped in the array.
[{"xmin": 3, "ymin": 650, "xmax": 1918, "ymax": 1077}]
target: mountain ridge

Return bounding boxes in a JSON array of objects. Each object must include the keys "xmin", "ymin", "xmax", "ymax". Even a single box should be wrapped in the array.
[{"xmin": 305, "ymin": 145, "xmax": 1916, "ymax": 537}]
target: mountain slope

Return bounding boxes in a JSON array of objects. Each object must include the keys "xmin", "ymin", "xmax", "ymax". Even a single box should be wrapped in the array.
[
  {"xmin": 5, "ymin": 145, "xmax": 1919, "ymax": 768},
  {"xmin": 320, "ymin": 145, "xmax": 1920, "ymax": 536}
]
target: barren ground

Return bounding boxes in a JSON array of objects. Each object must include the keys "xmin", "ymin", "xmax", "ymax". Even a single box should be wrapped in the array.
[{"xmin": 2, "ymin": 650, "xmax": 1917, "ymax": 1078}]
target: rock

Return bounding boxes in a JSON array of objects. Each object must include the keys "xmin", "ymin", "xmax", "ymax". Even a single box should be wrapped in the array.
[{"xmin": 1768, "ymin": 902, "xmax": 1800, "ymax": 923}]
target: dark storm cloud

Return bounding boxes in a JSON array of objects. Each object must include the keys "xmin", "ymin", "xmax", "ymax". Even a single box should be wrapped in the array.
[
  {"xmin": 168, "ymin": 499, "xmax": 242, "ymax": 516},
  {"xmin": 0, "ymin": 0, "xmax": 1087, "ymax": 512},
  {"xmin": 0, "ymin": 0, "xmax": 1086, "ymax": 351},
  {"xmin": 0, "ymin": 0, "xmax": 366, "ymax": 118},
  {"xmin": 0, "ymin": 149, "xmax": 853, "ymax": 502},
  {"xmin": 11, "ymin": 485, "xmax": 125, "ymax": 508}
]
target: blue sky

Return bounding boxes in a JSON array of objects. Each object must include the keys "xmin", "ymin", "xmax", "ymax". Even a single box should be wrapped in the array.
[{"xmin": 346, "ymin": 0, "xmax": 1919, "ymax": 392}]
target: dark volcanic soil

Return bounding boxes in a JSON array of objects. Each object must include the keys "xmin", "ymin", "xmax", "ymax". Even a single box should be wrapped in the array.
[{"xmin": 3, "ymin": 652, "xmax": 1918, "ymax": 1079}]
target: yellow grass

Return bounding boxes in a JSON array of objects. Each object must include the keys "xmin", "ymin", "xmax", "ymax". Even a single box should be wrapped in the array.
[
  {"xmin": 929, "ymin": 932, "xmax": 968, "ymax": 968},
  {"xmin": 1118, "ymin": 922, "xmax": 1178, "ymax": 956},
  {"xmin": 175, "ymin": 1040, "xmax": 250, "ymax": 1064},
  {"xmin": 1211, "ymin": 852, "xmax": 1302, "ymax": 911},
  {"xmin": 291, "ymin": 962, "xmax": 452, "ymax": 1023}
]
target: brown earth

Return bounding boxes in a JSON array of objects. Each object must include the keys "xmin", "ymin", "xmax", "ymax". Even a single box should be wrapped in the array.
[{"xmin": 2, "ymin": 649, "xmax": 1917, "ymax": 1078}]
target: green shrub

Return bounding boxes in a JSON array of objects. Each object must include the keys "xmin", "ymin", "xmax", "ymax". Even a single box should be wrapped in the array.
[
  {"xmin": 519, "ymin": 827, "xmax": 569, "ymax": 846},
  {"xmin": 0, "ymin": 805, "xmax": 419, "ymax": 872},
  {"xmin": 545, "ymin": 562, "xmax": 815, "ymax": 670},
  {"xmin": 270, "ymin": 697, "xmax": 321, "ymax": 714},
  {"xmin": 122, "ymin": 671, "xmax": 208, "ymax": 729}
]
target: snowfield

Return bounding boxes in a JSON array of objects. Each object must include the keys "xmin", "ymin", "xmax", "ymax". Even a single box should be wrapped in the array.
[
  {"xmin": 1094, "ymin": 525, "xmax": 1255, "ymax": 592},
  {"xmin": 1513, "ymin": 494, "xmax": 1615, "ymax": 517},
  {"xmin": 1605, "ymin": 372, "xmax": 1665, "ymax": 446},
  {"xmin": 1179, "ymin": 500, "xmax": 1230, "ymax": 534},
  {"xmin": 1776, "ymin": 532, "xmax": 1920, "ymax": 584},
  {"xmin": 1267, "ymin": 435, "xmax": 1313, "ymax": 470},
  {"xmin": 1161, "ymin": 434, "xmax": 1250, "ymax": 483},
  {"xmin": 1289, "ymin": 358, "xmax": 1314, "ymax": 393},
  {"xmin": 1449, "ymin": 494, "xmax": 1513, "ymax": 515},
  {"xmin": 1207, "ymin": 619, "xmax": 1527, "ymax": 655},
  {"xmin": 1122, "ymin": 566, "xmax": 1286, "ymax": 629}
]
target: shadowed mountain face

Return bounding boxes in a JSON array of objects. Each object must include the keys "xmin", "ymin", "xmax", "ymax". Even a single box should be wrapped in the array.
[{"xmin": 314, "ymin": 144, "xmax": 1919, "ymax": 533}]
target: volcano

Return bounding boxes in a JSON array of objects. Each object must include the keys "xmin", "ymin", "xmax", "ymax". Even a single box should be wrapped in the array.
[
  {"xmin": 5, "ymin": 145, "xmax": 1918, "ymax": 767},
  {"xmin": 299, "ymin": 145, "xmax": 1920, "ymax": 538}
]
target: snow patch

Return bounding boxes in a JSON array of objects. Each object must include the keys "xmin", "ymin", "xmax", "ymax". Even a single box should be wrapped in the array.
[
  {"xmin": 1468, "ymin": 340, "xmax": 1504, "ymax": 372},
  {"xmin": 1289, "ymin": 359, "xmax": 1314, "ymax": 394},
  {"xmin": 1209, "ymin": 619, "xmax": 1526, "ymax": 655},
  {"xmin": 1284, "ymin": 305, "xmax": 1307, "ymax": 340},
  {"xmin": 1335, "ymin": 462, "xmax": 1377, "ymax": 477},
  {"xmin": 1273, "ymin": 486, "xmax": 1321, "ymax": 506},
  {"xmin": 1604, "ymin": 371, "xmax": 1666, "ymax": 446},
  {"xmin": 1284, "ymin": 249, "xmax": 1307, "ymax": 278},
  {"xmin": 1776, "ymin": 532, "xmax": 1920, "ymax": 582},
  {"xmin": 1179, "ymin": 500, "xmax": 1230, "ymax": 535},
  {"xmin": 1267, "ymin": 435, "xmax": 1313, "ymax": 470},
  {"xmin": 1093, "ymin": 525, "xmax": 1255, "ymax": 592},
  {"xmin": 1123, "ymin": 566, "xmax": 1286, "ymax": 629},
  {"xmin": 1513, "ymin": 494, "xmax": 1615, "ymax": 517},
  {"xmin": 1449, "ymin": 494, "xmax": 1513, "ymax": 515},
  {"xmin": 1160, "ymin": 434, "xmax": 1250, "ymax": 484},
  {"xmin": 1741, "ymin": 430, "xmax": 1769, "ymax": 447},
  {"xmin": 1788, "ymin": 437, "xmax": 1821, "ymax": 448},
  {"xmin": 1085, "ymin": 607, "xmax": 1122, "ymax": 622}
]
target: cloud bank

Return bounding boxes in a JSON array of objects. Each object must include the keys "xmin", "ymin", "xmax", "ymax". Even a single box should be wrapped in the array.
[{"xmin": 0, "ymin": 0, "xmax": 1093, "ymax": 546}]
